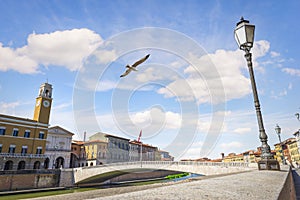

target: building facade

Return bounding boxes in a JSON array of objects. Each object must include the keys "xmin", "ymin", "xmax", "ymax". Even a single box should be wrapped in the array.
[
  {"xmin": 45, "ymin": 126, "xmax": 73, "ymax": 169},
  {"xmin": 0, "ymin": 82, "xmax": 53, "ymax": 170},
  {"xmin": 129, "ymin": 141, "xmax": 140, "ymax": 162},
  {"xmin": 286, "ymin": 138, "xmax": 300, "ymax": 165},
  {"xmin": 84, "ymin": 140, "xmax": 107, "ymax": 166},
  {"xmin": 89, "ymin": 132, "xmax": 130, "ymax": 164},
  {"xmin": 158, "ymin": 150, "xmax": 174, "ymax": 161},
  {"xmin": 71, "ymin": 140, "xmax": 86, "ymax": 168}
]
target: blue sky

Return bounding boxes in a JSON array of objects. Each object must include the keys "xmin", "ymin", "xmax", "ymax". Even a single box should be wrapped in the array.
[{"xmin": 1, "ymin": 0, "xmax": 300, "ymax": 159}]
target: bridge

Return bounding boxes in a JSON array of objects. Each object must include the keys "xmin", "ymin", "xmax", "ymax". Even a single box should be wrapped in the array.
[{"xmin": 60, "ymin": 161, "xmax": 257, "ymax": 185}]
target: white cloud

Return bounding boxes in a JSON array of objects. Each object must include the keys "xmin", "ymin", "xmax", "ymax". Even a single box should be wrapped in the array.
[
  {"xmin": 130, "ymin": 107, "xmax": 181, "ymax": 130},
  {"xmin": 233, "ymin": 127, "xmax": 251, "ymax": 134},
  {"xmin": 135, "ymin": 66, "xmax": 176, "ymax": 82},
  {"xmin": 252, "ymin": 40, "xmax": 270, "ymax": 58},
  {"xmin": 270, "ymin": 51, "xmax": 280, "ymax": 57},
  {"xmin": 0, "ymin": 29, "xmax": 103, "ymax": 73},
  {"xmin": 157, "ymin": 40, "xmax": 271, "ymax": 105},
  {"xmin": 0, "ymin": 43, "xmax": 38, "ymax": 74},
  {"xmin": 97, "ymin": 80, "xmax": 118, "ymax": 91},
  {"xmin": 0, "ymin": 101, "xmax": 20, "ymax": 112},
  {"xmin": 93, "ymin": 49, "xmax": 117, "ymax": 64},
  {"xmin": 288, "ymin": 83, "xmax": 293, "ymax": 90},
  {"xmin": 282, "ymin": 68, "xmax": 300, "ymax": 77},
  {"xmin": 220, "ymin": 141, "xmax": 243, "ymax": 149}
]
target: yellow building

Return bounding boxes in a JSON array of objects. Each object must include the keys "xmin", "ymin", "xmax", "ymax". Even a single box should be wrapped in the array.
[
  {"xmin": 84, "ymin": 140, "xmax": 107, "ymax": 166},
  {"xmin": 223, "ymin": 153, "xmax": 244, "ymax": 163},
  {"xmin": 287, "ymin": 138, "xmax": 300, "ymax": 165},
  {"xmin": 0, "ymin": 82, "xmax": 53, "ymax": 170},
  {"xmin": 274, "ymin": 143, "xmax": 284, "ymax": 164}
]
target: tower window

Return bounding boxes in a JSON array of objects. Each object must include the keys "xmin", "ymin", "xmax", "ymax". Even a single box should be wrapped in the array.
[
  {"xmin": 38, "ymin": 132, "xmax": 44, "ymax": 139},
  {"xmin": 12, "ymin": 128, "xmax": 19, "ymax": 137},
  {"xmin": 24, "ymin": 130, "xmax": 30, "ymax": 138},
  {"xmin": 0, "ymin": 127, "xmax": 6, "ymax": 135}
]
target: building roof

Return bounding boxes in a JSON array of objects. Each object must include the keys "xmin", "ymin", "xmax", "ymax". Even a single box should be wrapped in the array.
[
  {"xmin": 89, "ymin": 132, "xmax": 130, "ymax": 141},
  {"xmin": 0, "ymin": 113, "xmax": 48, "ymax": 127},
  {"xmin": 48, "ymin": 125, "xmax": 75, "ymax": 136},
  {"xmin": 72, "ymin": 140, "xmax": 85, "ymax": 145},
  {"xmin": 130, "ymin": 140, "xmax": 157, "ymax": 149},
  {"xmin": 84, "ymin": 139, "xmax": 107, "ymax": 144},
  {"xmin": 104, "ymin": 133, "xmax": 130, "ymax": 141}
]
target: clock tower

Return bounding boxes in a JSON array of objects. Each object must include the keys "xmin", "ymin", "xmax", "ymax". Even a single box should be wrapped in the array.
[{"xmin": 33, "ymin": 82, "xmax": 53, "ymax": 124}]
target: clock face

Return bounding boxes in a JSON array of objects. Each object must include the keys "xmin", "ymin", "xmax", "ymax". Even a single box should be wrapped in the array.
[{"xmin": 43, "ymin": 100, "xmax": 50, "ymax": 108}]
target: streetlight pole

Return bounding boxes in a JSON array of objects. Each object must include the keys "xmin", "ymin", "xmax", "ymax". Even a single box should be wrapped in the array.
[
  {"xmin": 275, "ymin": 124, "xmax": 286, "ymax": 165},
  {"xmin": 234, "ymin": 17, "xmax": 280, "ymax": 170}
]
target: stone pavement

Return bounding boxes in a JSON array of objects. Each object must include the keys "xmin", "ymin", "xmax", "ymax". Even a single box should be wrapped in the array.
[
  {"xmin": 88, "ymin": 169, "xmax": 288, "ymax": 200},
  {"xmin": 292, "ymin": 168, "xmax": 300, "ymax": 200}
]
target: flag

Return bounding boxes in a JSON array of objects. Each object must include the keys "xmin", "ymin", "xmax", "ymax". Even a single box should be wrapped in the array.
[{"xmin": 137, "ymin": 130, "xmax": 142, "ymax": 142}]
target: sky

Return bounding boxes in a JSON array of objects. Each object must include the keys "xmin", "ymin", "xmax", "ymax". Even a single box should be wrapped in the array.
[{"xmin": 0, "ymin": 0, "xmax": 300, "ymax": 160}]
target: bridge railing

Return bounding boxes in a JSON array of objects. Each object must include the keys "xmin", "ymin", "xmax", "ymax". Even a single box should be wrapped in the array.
[{"xmin": 79, "ymin": 161, "xmax": 250, "ymax": 170}]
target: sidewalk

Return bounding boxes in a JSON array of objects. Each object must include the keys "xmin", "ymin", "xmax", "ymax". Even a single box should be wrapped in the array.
[{"xmin": 292, "ymin": 168, "xmax": 300, "ymax": 200}]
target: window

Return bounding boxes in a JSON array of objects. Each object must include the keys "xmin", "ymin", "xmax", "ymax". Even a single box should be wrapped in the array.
[
  {"xmin": 21, "ymin": 146, "xmax": 28, "ymax": 155},
  {"xmin": 12, "ymin": 128, "xmax": 19, "ymax": 137},
  {"xmin": 24, "ymin": 130, "xmax": 30, "ymax": 138},
  {"xmin": 9, "ymin": 145, "xmax": 16, "ymax": 154},
  {"xmin": 36, "ymin": 147, "xmax": 42, "ymax": 154},
  {"xmin": 0, "ymin": 127, "xmax": 6, "ymax": 135},
  {"xmin": 0, "ymin": 144, "xmax": 2, "ymax": 153},
  {"xmin": 38, "ymin": 132, "xmax": 44, "ymax": 139}
]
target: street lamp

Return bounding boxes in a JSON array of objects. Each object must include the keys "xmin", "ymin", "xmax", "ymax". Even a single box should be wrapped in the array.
[
  {"xmin": 275, "ymin": 124, "xmax": 286, "ymax": 165},
  {"xmin": 234, "ymin": 17, "xmax": 280, "ymax": 170}
]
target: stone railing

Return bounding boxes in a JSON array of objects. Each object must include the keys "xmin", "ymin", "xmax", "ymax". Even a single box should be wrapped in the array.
[
  {"xmin": 0, "ymin": 153, "xmax": 47, "ymax": 159},
  {"xmin": 81, "ymin": 161, "xmax": 250, "ymax": 169}
]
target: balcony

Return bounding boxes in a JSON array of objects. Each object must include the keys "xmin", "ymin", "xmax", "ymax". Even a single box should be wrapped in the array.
[{"xmin": 0, "ymin": 153, "xmax": 48, "ymax": 159}]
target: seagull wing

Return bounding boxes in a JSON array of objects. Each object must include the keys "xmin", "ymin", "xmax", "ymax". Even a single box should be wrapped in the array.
[
  {"xmin": 120, "ymin": 68, "xmax": 132, "ymax": 77},
  {"xmin": 132, "ymin": 54, "xmax": 150, "ymax": 68},
  {"xmin": 296, "ymin": 113, "xmax": 300, "ymax": 120}
]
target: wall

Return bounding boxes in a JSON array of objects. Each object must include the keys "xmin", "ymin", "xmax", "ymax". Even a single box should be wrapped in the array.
[
  {"xmin": 277, "ymin": 167, "xmax": 296, "ymax": 200},
  {"xmin": 0, "ymin": 171, "xmax": 60, "ymax": 191}
]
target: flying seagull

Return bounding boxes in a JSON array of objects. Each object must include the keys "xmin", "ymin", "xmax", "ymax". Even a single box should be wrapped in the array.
[
  {"xmin": 120, "ymin": 54, "xmax": 150, "ymax": 77},
  {"xmin": 296, "ymin": 113, "xmax": 300, "ymax": 121}
]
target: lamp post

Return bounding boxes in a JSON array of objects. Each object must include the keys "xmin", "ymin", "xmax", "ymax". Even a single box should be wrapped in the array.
[
  {"xmin": 275, "ymin": 124, "xmax": 286, "ymax": 165},
  {"xmin": 234, "ymin": 17, "xmax": 280, "ymax": 170}
]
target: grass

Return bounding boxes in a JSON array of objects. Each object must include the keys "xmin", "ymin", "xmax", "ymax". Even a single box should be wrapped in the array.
[
  {"xmin": 165, "ymin": 172, "xmax": 190, "ymax": 180},
  {"xmin": 0, "ymin": 187, "xmax": 96, "ymax": 200}
]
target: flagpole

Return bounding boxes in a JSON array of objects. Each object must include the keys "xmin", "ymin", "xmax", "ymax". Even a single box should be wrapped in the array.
[
  {"xmin": 140, "ymin": 142, "xmax": 142, "ymax": 168},
  {"xmin": 138, "ymin": 130, "xmax": 143, "ymax": 168}
]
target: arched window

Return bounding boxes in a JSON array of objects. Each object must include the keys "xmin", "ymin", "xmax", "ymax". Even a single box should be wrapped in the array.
[
  {"xmin": 4, "ymin": 160, "xmax": 13, "ymax": 170},
  {"xmin": 33, "ymin": 161, "xmax": 40, "ymax": 169},
  {"xmin": 56, "ymin": 157, "xmax": 64, "ymax": 169},
  {"xmin": 17, "ymin": 161, "xmax": 26, "ymax": 170}
]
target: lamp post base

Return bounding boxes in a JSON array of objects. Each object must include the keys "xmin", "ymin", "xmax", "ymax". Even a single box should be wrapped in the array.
[{"xmin": 258, "ymin": 159, "xmax": 280, "ymax": 170}]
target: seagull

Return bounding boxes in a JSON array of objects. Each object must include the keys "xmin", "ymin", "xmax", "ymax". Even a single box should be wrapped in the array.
[
  {"xmin": 296, "ymin": 113, "xmax": 300, "ymax": 121},
  {"xmin": 120, "ymin": 54, "xmax": 150, "ymax": 77}
]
